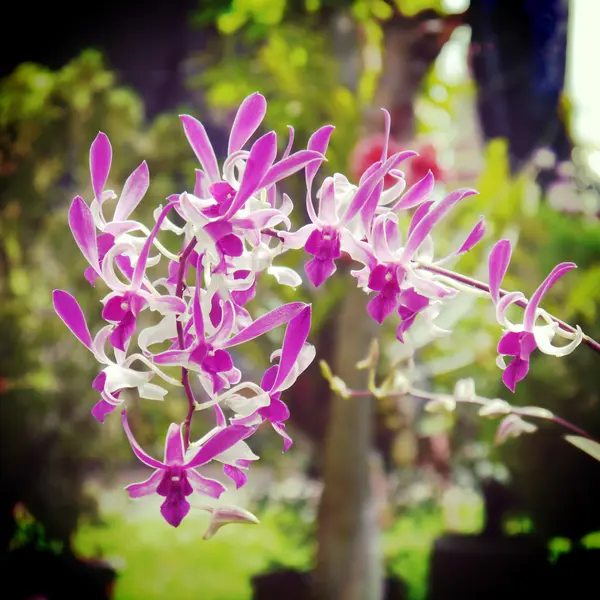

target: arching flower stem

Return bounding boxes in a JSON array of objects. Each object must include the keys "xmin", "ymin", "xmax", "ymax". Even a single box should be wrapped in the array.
[
  {"xmin": 417, "ymin": 263, "xmax": 600, "ymax": 355},
  {"xmin": 176, "ymin": 237, "xmax": 199, "ymax": 449}
]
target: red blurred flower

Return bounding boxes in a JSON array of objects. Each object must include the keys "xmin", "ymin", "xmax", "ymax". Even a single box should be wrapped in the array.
[
  {"xmin": 350, "ymin": 134, "xmax": 405, "ymax": 189},
  {"xmin": 405, "ymin": 143, "xmax": 444, "ymax": 184}
]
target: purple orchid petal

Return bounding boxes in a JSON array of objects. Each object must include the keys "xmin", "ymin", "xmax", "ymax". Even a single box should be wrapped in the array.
[
  {"xmin": 371, "ymin": 215, "xmax": 396, "ymax": 261},
  {"xmin": 380, "ymin": 109, "xmax": 391, "ymax": 160},
  {"xmin": 179, "ymin": 114, "xmax": 220, "ymax": 182},
  {"xmin": 113, "ymin": 161, "xmax": 149, "ymax": 222},
  {"xmin": 186, "ymin": 469, "xmax": 227, "ymax": 498},
  {"xmin": 218, "ymin": 234, "xmax": 244, "ymax": 257},
  {"xmin": 305, "ymin": 256, "xmax": 336, "ymax": 287},
  {"xmin": 260, "ymin": 397, "xmax": 289, "ymax": 422},
  {"xmin": 84, "ymin": 266, "xmax": 99, "ymax": 286},
  {"xmin": 232, "ymin": 271, "xmax": 256, "ymax": 306},
  {"xmin": 164, "ymin": 423, "xmax": 185, "ymax": 465},
  {"xmin": 90, "ymin": 132, "xmax": 112, "ymax": 201},
  {"xmin": 185, "ymin": 425, "xmax": 255, "ymax": 469},
  {"xmin": 488, "ymin": 239, "xmax": 513, "ymax": 304},
  {"xmin": 497, "ymin": 331, "xmax": 522, "ymax": 356},
  {"xmin": 368, "ymin": 264, "xmax": 399, "ymax": 292},
  {"xmin": 102, "ymin": 294, "xmax": 128, "ymax": 322},
  {"xmin": 232, "ymin": 208, "xmax": 291, "ymax": 231},
  {"xmin": 52, "ymin": 290, "xmax": 93, "ymax": 350},
  {"xmin": 92, "ymin": 371, "xmax": 107, "ymax": 392},
  {"xmin": 523, "ymin": 262, "xmax": 577, "ymax": 331},
  {"xmin": 154, "ymin": 349, "xmax": 191, "ymax": 365},
  {"xmin": 272, "ymin": 422, "xmax": 293, "ymax": 452},
  {"xmin": 207, "ymin": 300, "xmax": 237, "ymax": 345},
  {"xmin": 361, "ymin": 180, "xmax": 385, "ymax": 234},
  {"xmin": 317, "ymin": 178, "xmax": 337, "ymax": 225},
  {"xmin": 305, "ymin": 227, "xmax": 341, "ymax": 260},
  {"xmin": 125, "ymin": 470, "xmax": 163, "ymax": 498},
  {"xmin": 214, "ymin": 404, "xmax": 227, "ymax": 429},
  {"xmin": 519, "ymin": 331, "xmax": 537, "ymax": 358},
  {"xmin": 160, "ymin": 492, "xmax": 191, "ymax": 528},
  {"xmin": 132, "ymin": 203, "xmax": 175, "ymax": 289},
  {"xmin": 280, "ymin": 224, "xmax": 316, "ymax": 250},
  {"xmin": 306, "ymin": 125, "xmax": 335, "ymax": 189},
  {"xmin": 203, "ymin": 349, "xmax": 234, "ymax": 373},
  {"xmin": 282, "ymin": 125, "xmax": 295, "ymax": 159},
  {"xmin": 367, "ymin": 291, "xmax": 398, "ymax": 324},
  {"xmin": 189, "ymin": 343, "xmax": 208, "ymax": 365},
  {"xmin": 110, "ymin": 311, "xmax": 137, "ymax": 352},
  {"xmin": 148, "ymin": 295, "xmax": 186, "ymax": 315},
  {"xmin": 260, "ymin": 365, "xmax": 278, "ymax": 392},
  {"xmin": 403, "ymin": 188, "xmax": 477, "ymax": 261},
  {"xmin": 502, "ymin": 357, "xmax": 530, "ymax": 393},
  {"xmin": 271, "ymin": 305, "xmax": 311, "ymax": 392},
  {"xmin": 401, "ymin": 288, "xmax": 428, "ymax": 312},
  {"xmin": 91, "ymin": 398, "xmax": 118, "ymax": 423},
  {"xmin": 343, "ymin": 151, "xmax": 417, "ymax": 225},
  {"xmin": 228, "ymin": 92, "xmax": 267, "ymax": 154},
  {"xmin": 69, "ymin": 196, "xmax": 99, "ymax": 270},
  {"xmin": 260, "ymin": 150, "xmax": 324, "ymax": 189},
  {"xmin": 121, "ymin": 410, "xmax": 165, "ymax": 469},
  {"xmin": 223, "ymin": 464, "xmax": 248, "ymax": 489},
  {"xmin": 194, "ymin": 169, "xmax": 210, "ymax": 198},
  {"xmin": 116, "ymin": 254, "xmax": 134, "ymax": 281},
  {"xmin": 222, "ymin": 302, "xmax": 307, "ymax": 349},
  {"xmin": 224, "ymin": 131, "xmax": 278, "ymax": 219},
  {"xmin": 407, "ymin": 200, "xmax": 433, "ymax": 237},
  {"xmin": 457, "ymin": 217, "xmax": 485, "ymax": 255},
  {"xmin": 85, "ymin": 233, "xmax": 116, "ymax": 286},
  {"xmin": 393, "ymin": 170, "xmax": 435, "ymax": 210}
]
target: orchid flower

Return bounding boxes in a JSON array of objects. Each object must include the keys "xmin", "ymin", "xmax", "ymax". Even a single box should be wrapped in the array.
[
  {"xmin": 52, "ymin": 92, "xmax": 598, "ymax": 530},
  {"xmin": 224, "ymin": 305, "xmax": 313, "ymax": 451},
  {"xmin": 52, "ymin": 290, "xmax": 180, "ymax": 421},
  {"xmin": 488, "ymin": 239, "xmax": 583, "ymax": 391},
  {"xmin": 281, "ymin": 149, "xmax": 415, "ymax": 287},
  {"xmin": 122, "ymin": 410, "xmax": 254, "ymax": 527}
]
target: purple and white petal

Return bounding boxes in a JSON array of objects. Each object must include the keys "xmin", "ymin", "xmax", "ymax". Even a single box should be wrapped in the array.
[
  {"xmin": 180, "ymin": 114, "xmax": 220, "ymax": 182},
  {"xmin": 185, "ymin": 425, "xmax": 255, "ymax": 469},
  {"xmin": 125, "ymin": 470, "xmax": 163, "ymax": 498},
  {"xmin": 52, "ymin": 290, "xmax": 94, "ymax": 350},
  {"xmin": 90, "ymin": 132, "xmax": 112, "ymax": 201},
  {"xmin": 222, "ymin": 302, "xmax": 307, "ymax": 349},
  {"xmin": 69, "ymin": 196, "xmax": 99, "ymax": 270},
  {"xmin": 164, "ymin": 423, "xmax": 185, "ymax": 465},
  {"xmin": 488, "ymin": 239, "xmax": 513, "ymax": 304},
  {"xmin": 523, "ymin": 262, "xmax": 577, "ymax": 331},
  {"xmin": 121, "ymin": 410, "xmax": 165, "ymax": 469},
  {"xmin": 228, "ymin": 92, "xmax": 267, "ymax": 155},
  {"xmin": 186, "ymin": 468, "xmax": 227, "ymax": 498},
  {"xmin": 114, "ymin": 161, "xmax": 150, "ymax": 222}
]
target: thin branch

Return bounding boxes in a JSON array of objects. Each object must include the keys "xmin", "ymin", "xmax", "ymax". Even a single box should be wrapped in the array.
[
  {"xmin": 176, "ymin": 238, "xmax": 198, "ymax": 450},
  {"xmin": 418, "ymin": 263, "xmax": 600, "ymax": 355}
]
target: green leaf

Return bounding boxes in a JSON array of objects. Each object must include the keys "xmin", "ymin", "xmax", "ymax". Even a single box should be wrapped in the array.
[{"xmin": 565, "ymin": 435, "xmax": 600, "ymax": 462}]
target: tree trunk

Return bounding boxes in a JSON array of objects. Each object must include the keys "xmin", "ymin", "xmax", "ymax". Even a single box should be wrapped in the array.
[
  {"xmin": 313, "ymin": 282, "xmax": 383, "ymax": 600},
  {"xmin": 312, "ymin": 9, "xmax": 456, "ymax": 600}
]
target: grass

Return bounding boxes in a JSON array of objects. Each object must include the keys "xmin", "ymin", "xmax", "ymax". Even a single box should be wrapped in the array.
[{"xmin": 74, "ymin": 481, "xmax": 312, "ymax": 600}]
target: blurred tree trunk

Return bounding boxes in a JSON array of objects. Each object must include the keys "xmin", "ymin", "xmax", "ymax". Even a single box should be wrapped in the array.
[
  {"xmin": 313, "ymin": 10, "xmax": 458, "ymax": 600},
  {"xmin": 313, "ymin": 281, "xmax": 382, "ymax": 600}
]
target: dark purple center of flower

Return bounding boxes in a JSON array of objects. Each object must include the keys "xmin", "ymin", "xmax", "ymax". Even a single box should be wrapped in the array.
[
  {"xmin": 305, "ymin": 227, "xmax": 341, "ymax": 261},
  {"xmin": 157, "ymin": 467, "xmax": 193, "ymax": 528}
]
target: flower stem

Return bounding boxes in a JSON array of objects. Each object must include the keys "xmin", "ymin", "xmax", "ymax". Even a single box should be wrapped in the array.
[
  {"xmin": 418, "ymin": 263, "xmax": 600, "ymax": 355},
  {"xmin": 176, "ymin": 238, "xmax": 198, "ymax": 450},
  {"xmin": 346, "ymin": 386, "xmax": 600, "ymax": 443}
]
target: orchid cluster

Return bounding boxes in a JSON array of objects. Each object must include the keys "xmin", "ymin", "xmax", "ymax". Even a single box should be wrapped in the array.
[{"xmin": 53, "ymin": 92, "xmax": 598, "ymax": 532}]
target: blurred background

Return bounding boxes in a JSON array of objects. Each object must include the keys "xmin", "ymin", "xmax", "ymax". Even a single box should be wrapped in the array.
[{"xmin": 1, "ymin": 0, "xmax": 599, "ymax": 599}]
